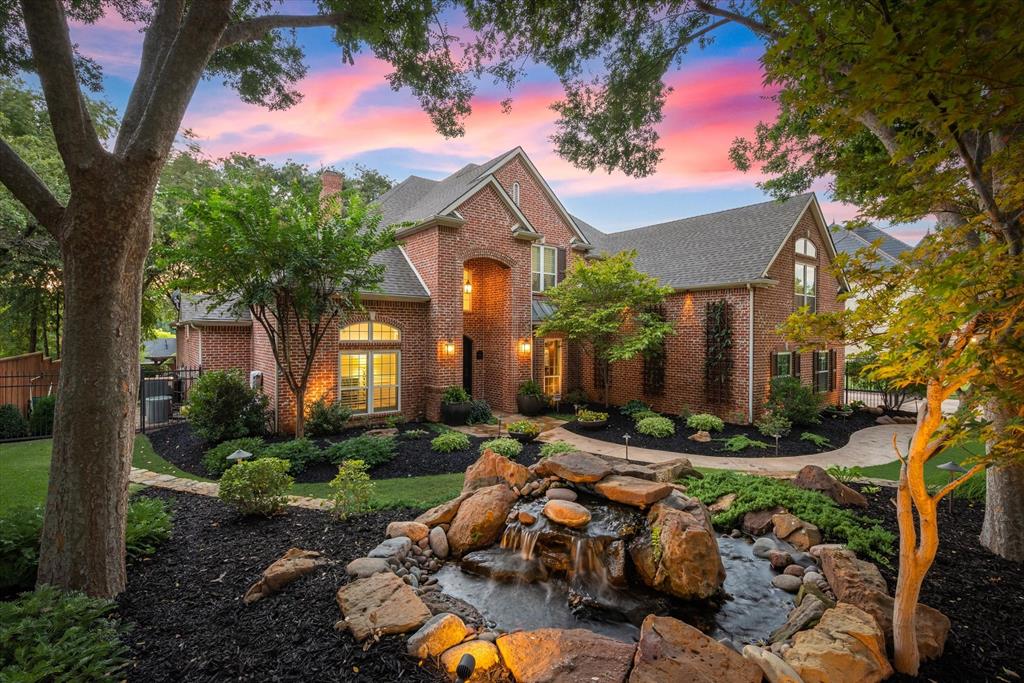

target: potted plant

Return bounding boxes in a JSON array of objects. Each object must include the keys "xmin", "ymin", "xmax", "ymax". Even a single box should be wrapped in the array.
[
  {"xmin": 440, "ymin": 386, "xmax": 473, "ymax": 426},
  {"xmin": 507, "ymin": 419, "xmax": 541, "ymax": 443},
  {"xmin": 575, "ymin": 408, "xmax": 609, "ymax": 430},
  {"xmin": 516, "ymin": 380, "xmax": 546, "ymax": 416},
  {"xmin": 822, "ymin": 403, "xmax": 854, "ymax": 419}
]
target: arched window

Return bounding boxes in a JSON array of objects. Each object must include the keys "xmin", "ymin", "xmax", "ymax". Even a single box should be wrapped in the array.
[
  {"xmin": 339, "ymin": 321, "xmax": 401, "ymax": 414},
  {"xmin": 339, "ymin": 321, "xmax": 400, "ymax": 342},
  {"xmin": 795, "ymin": 237, "xmax": 817, "ymax": 258},
  {"xmin": 512, "ymin": 181, "xmax": 521, "ymax": 206}
]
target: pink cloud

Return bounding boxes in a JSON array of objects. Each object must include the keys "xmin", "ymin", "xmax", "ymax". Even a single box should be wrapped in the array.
[{"xmin": 68, "ymin": 12, "xmax": 144, "ymax": 77}]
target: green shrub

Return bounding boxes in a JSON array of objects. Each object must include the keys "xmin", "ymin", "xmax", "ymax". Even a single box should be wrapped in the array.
[
  {"xmin": 801, "ymin": 432, "xmax": 832, "ymax": 449},
  {"xmin": 507, "ymin": 420, "xmax": 540, "ymax": 437},
  {"xmin": 540, "ymin": 441, "xmax": 576, "ymax": 459},
  {"xmin": 260, "ymin": 438, "xmax": 323, "ymax": 474},
  {"xmin": 686, "ymin": 413, "xmax": 724, "ymax": 432},
  {"xmin": 218, "ymin": 457, "xmax": 294, "ymax": 516},
  {"xmin": 479, "ymin": 437, "xmax": 523, "ymax": 459},
  {"xmin": 431, "ymin": 431, "xmax": 471, "ymax": 453},
  {"xmin": 0, "ymin": 586, "xmax": 129, "ymax": 681},
  {"xmin": 620, "ymin": 399, "xmax": 650, "ymax": 417},
  {"xmin": 632, "ymin": 409, "xmax": 661, "ymax": 422},
  {"xmin": 576, "ymin": 409, "xmax": 608, "ymax": 422},
  {"xmin": 202, "ymin": 437, "xmax": 266, "ymax": 476},
  {"xmin": 756, "ymin": 410, "xmax": 792, "ymax": 454},
  {"xmin": 441, "ymin": 386, "xmax": 470, "ymax": 404},
  {"xmin": 636, "ymin": 416, "xmax": 675, "ymax": 437},
  {"xmin": 518, "ymin": 380, "xmax": 545, "ymax": 398},
  {"xmin": 305, "ymin": 398, "xmax": 351, "ymax": 437},
  {"xmin": 467, "ymin": 399, "xmax": 494, "ymax": 425},
  {"xmin": 719, "ymin": 435, "xmax": 770, "ymax": 452},
  {"xmin": 956, "ymin": 472, "xmax": 987, "ymax": 502},
  {"xmin": 562, "ymin": 389, "xmax": 589, "ymax": 405},
  {"xmin": 766, "ymin": 376, "xmax": 823, "ymax": 426},
  {"xmin": 0, "ymin": 506, "xmax": 43, "ymax": 593},
  {"xmin": 685, "ymin": 470, "xmax": 895, "ymax": 564},
  {"xmin": 825, "ymin": 465, "xmax": 864, "ymax": 484},
  {"xmin": 0, "ymin": 403, "xmax": 28, "ymax": 439},
  {"xmin": 324, "ymin": 434, "xmax": 396, "ymax": 468},
  {"xmin": 187, "ymin": 369, "xmax": 268, "ymax": 443},
  {"xmin": 124, "ymin": 498, "xmax": 173, "ymax": 558},
  {"xmin": 328, "ymin": 460, "xmax": 374, "ymax": 520},
  {"xmin": 28, "ymin": 395, "xmax": 56, "ymax": 436}
]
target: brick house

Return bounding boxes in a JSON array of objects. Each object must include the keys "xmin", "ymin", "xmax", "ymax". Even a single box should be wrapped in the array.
[{"xmin": 176, "ymin": 147, "xmax": 845, "ymax": 432}]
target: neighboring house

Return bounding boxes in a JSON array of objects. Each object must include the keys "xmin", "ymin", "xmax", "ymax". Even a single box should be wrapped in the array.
[{"xmin": 176, "ymin": 147, "xmax": 846, "ymax": 432}]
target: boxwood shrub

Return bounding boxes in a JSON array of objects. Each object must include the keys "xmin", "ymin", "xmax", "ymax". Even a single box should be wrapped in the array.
[
  {"xmin": 431, "ymin": 431, "xmax": 471, "ymax": 453},
  {"xmin": 635, "ymin": 415, "xmax": 675, "ymax": 437},
  {"xmin": 186, "ymin": 369, "xmax": 268, "ymax": 442},
  {"xmin": 0, "ymin": 403, "xmax": 28, "ymax": 439},
  {"xmin": 685, "ymin": 413, "xmax": 725, "ymax": 432},
  {"xmin": 479, "ymin": 437, "xmax": 522, "ymax": 459},
  {"xmin": 305, "ymin": 398, "xmax": 352, "ymax": 437},
  {"xmin": 218, "ymin": 457, "xmax": 294, "ymax": 516},
  {"xmin": 28, "ymin": 395, "xmax": 56, "ymax": 436}
]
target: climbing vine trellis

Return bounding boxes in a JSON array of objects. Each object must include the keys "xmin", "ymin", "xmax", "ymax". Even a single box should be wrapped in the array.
[{"xmin": 704, "ymin": 300, "xmax": 732, "ymax": 404}]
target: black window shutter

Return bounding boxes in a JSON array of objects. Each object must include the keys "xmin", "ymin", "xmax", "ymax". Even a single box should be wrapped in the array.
[
  {"xmin": 771, "ymin": 352, "xmax": 779, "ymax": 377},
  {"xmin": 794, "ymin": 352, "xmax": 801, "ymax": 379},
  {"xmin": 556, "ymin": 247, "xmax": 566, "ymax": 283},
  {"xmin": 829, "ymin": 349, "xmax": 837, "ymax": 391},
  {"xmin": 812, "ymin": 351, "xmax": 821, "ymax": 392}
]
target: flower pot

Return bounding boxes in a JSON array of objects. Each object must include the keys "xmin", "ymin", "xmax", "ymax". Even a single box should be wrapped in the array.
[
  {"xmin": 823, "ymin": 407, "xmax": 853, "ymax": 419},
  {"xmin": 516, "ymin": 394, "xmax": 545, "ymax": 417},
  {"xmin": 508, "ymin": 430, "xmax": 538, "ymax": 444},
  {"xmin": 441, "ymin": 401, "xmax": 472, "ymax": 426},
  {"xmin": 575, "ymin": 418, "xmax": 607, "ymax": 431}
]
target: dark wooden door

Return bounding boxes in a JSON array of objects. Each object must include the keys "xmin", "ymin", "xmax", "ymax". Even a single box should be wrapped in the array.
[{"xmin": 462, "ymin": 336, "xmax": 473, "ymax": 395}]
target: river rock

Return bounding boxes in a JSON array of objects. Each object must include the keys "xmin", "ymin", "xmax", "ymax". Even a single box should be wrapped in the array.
[
  {"xmin": 446, "ymin": 483, "xmax": 518, "ymax": 556},
  {"xmin": 769, "ymin": 549, "xmax": 793, "ymax": 570},
  {"xmin": 709, "ymin": 492, "xmax": 738, "ymax": 514},
  {"xmin": 518, "ymin": 510, "xmax": 537, "ymax": 525},
  {"xmin": 496, "ymin": 628, "xmax": 635, "ymax": 683},
  {"xmin": 542, "ymin": 499, "xmax": 592, "ymax": 528},
  {"xmin": 440, "ymin": 640, "xmax": 504, "ymax": 679},
  {"xmin": 743, "ymin": 506, "xmax": 786, "ymax": 535},
  {"xmin": 772, "ymin": 574, "xmax": 803, "ymax": 593},
  {"xmin": 386, "ymin": 521, "xmax": 429, "ymax": 542},
  {"xmin": 415, "ymin": 491, "xmax": 473, "ymax": 527},
  {"xmin": 742, "ymin": 645, "xmax": 803, "ymax": 683},
  {"xmin": 545, "ymin": 487, "xmax": 578, "ymax": 501},
  {"xmin": 535, "ymin": 451, "xmax": 613, "ymax": 483},
  {"xmin": 407, "ymin": 612, "xmax": 469, "ymax": 659},
  {"xmin": 428, "ymin": 526, "xmax": 449, "ymax": 560},
  {"xmin": 784, "ymin": 564, "xmax": 805, "ymax": 577},
  {"xmin": 752, "ymin": 537, "xmax": 778, "ymax": 559},
  {"xmin": 243, "ymin": 548, "xmax": 327, "ymax": 604},
  {"xmin": 345, "ymin": 557, "xmax": 391, "ymax": 578},
  {"xmin": 464, "ymin": 449, "xmax": 532, "ymax": 492},
  {"xmin": 772, "ymin": 513, "xmax": 822, "ymax": 551},
  {"xmin": 630, "ymin": 615, "xmax": 761, "ymax": 683},
  {"xmin": 792, "ymin": 465, "xmax": 868, "ymax": 508},
  {"xmin": 368, "ymin": 536, "xmax": 412, "ymax": 561},
  {"xmin": 594, "ymin": 475, "xmax": 672, "ymax": 507},
  {"xmin": 461, "ymin": 548, "xmax": 546, "ymax": 583},
  {"xmin": 689, "ymin": 430, "xmax": 712, "ymax": 443},
  {"xmin": 770, "ymin": 593, "xmax": 828, "ymax": 642},
  {"xmin": 783, "ymin": 603, "xmax": 893, "ymax": 683},
  {"xmin": 335, "ymin": 572, "xmax": 432, "ymax": 641}
]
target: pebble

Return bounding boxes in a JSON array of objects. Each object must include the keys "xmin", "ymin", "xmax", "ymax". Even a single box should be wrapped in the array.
[
  {"xmin": 729, "ymin": 529, "xmax": 743, "ymax": 538},
  {"xmin": 771, "ymin": 574, "xmax": 803, "ymax": 593},
  {"xmin": 395, "ymin": 567, "xmax": 408, "ymax": 577},
  {"xmin": 783, "ymin": 564, "xmax": 805, "ymax": 577},
  {"xmin": 752, "ymin": 537, "xmax": 777, "ymax": 559},
  {"xmin": 477, "ymin": 631, "xmax": 499, "ymax": 642},
  {"xmin": 802, "ymin": 570, "xmax": 824, "ymax": 585},
  {"xmin": 404, "ymin": 574, "xmax": 419, "ymax": 588}
]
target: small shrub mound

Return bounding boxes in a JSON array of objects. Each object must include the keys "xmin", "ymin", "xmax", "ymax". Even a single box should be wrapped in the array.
[
  {"xmin": 766, "ymin": 376, "xmax": 823, "ymax": 426},
  {"xmin": 686, "ymin": 413, "xmax": 724, "ymax": 432},
  {"xmin": 123, "ymin": 498, "xmax": 173, "ymax": 558},
  {"xmin": 684, "ymin": 470, "xmax": 895, "ymax": 564},
  {"xmin": 0, "ymin": 586, "xmax": 129, "ymax": 681},
  {"xmin": 479, "ymin": 437, "xmax": 523, "ymax": 459},
  {"xmin": 28, "ymin": 395, "xmax": 56, "ymax": 436},
  {"xmin": 431, "ymin": 431, "xmax": 470, "ymax": 453},
  {"xmin": 218, "ymin": 457, "xmax": 294, "ymax": 516},
  {"xmin": 187, "ymin": 369, "xmax": 268, "ymax": 443},
  {"xmin": 329, "ymin": 459, "xmax": 374, "ymax": 520},
  {"xmin": 202, "ymin": 437, "xmax": 266, "ymax": 476},
  {"xmin": 718, "ymin": 435, "xmax": 770, "ymax": 452},
  {"xmin": 632, "ymin": 409, "xmax": 661, "ymax": 423},
  {"xmin": 539, "ymin": 441, "xmax": 576, "ymax": 459},
  {"xmin": 467, "ymin": 400, "xmax": 493, "ymax": 425},
  {"xmin": 576, "ymin": 409, "xmax": 608, "ymax": 422},
  {"xmin": 260, "ymin": 438, "xmax": 322, "ymax": 474},
  {"xmin": 324, "ymin": 434, "xmax": 396, "ymax": 468},
  {"xmin": 619, "ymin": 399, "xmax": 650, "ymax": 417},
  {"xmin": 305, "ymin": 398, "xmax": 351, "ymax": 437},
  {"xmin": 0, "ymin": 403, "xmax": 28, "ymax": 439},
  {"xmin": 441, "ymin": 386, "xmax": 470, "ymax": 404},
  {"xmin": 636, "ymin": 416, "xmax": 675, "ymax": 437},
  {"xmin": 507, "ymin": 420, "xmax": 540, "ymax": 437}
]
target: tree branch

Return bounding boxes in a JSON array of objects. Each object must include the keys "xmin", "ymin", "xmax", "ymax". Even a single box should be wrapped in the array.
[
  {"xmin": 932, "ymin": 463, "xmax": 986, "ymax": 503},
  {"xmin": 20, "ymin": 0, "xmax": 104, "ymax": 174},
  {"xmin": 217, "ymin": 13, "xmax": 353, "ymax": 49},
  {"xmin": 693, "ymin": 1, "xmax": 782, "ymax": 39},
  {"xmin": 0, "ymin": 139, "xmax": 65, "ymax": 237}
]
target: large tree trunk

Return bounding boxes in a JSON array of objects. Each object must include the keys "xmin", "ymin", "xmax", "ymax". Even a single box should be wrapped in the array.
[
  {"xmin": 36, "ymin": 180, "xmax": 154, "ymax": 598},
  {"xmin": 981, "ymin": 399, "xmax": 1024, "ymax": 561}
]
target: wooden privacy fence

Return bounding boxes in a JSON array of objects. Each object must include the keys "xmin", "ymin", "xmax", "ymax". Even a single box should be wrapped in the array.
[{"xmin": 0, "ymin": 352, "xmax": 61, "ymax": 418}]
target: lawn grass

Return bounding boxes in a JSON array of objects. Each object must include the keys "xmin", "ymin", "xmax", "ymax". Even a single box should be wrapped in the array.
[
  {"xmin": 858, "ymin": 441, "xmax": 986, "ymax": 486},
  {"xmin": 0, "ymin": 440, "xmax": 52, "ymax": 512},
  {"xmin": 293, "ymin": 472, "xmax": 465, "ymax": 510}
]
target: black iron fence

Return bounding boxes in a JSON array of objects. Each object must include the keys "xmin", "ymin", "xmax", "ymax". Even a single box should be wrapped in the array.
[
  {"xmin": 139, "ymin": 365, "xmax": 201, "ymax": 434},
  {"xmin": 844, "ymin": 365, "xmax": 923, "ymax": 411}
]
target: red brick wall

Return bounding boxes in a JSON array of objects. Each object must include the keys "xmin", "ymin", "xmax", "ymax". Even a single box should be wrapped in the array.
[
  {"xmin": 175, "ymin": 325, "xmax": 202, "ymax": 369},
  {"xmin": 251, "ymin": 322, "xmax": 278, "ymax": 428},
  {"xmin": 195, "ymin": 326, "xmax": 252, "ymax": 373}
]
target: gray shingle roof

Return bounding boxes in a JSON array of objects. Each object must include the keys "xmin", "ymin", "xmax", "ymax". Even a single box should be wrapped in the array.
[
  {"xmin": 142, "ymin": 338, "xmax": 176, "ymax": 360},
  {"xmin": 574, "ymin": 194, "xmax": 816, "ymax": 289},
  {"xmin": 178, "ymin": 294, "xmax": 251, "ymax": 325},
  {"xmin": 370, "ymin": 247, "xmax": 429, "ymax": 299},
  {"xmin": 833, "ymin": 225, "xmax": 913, "ymax": 266}
]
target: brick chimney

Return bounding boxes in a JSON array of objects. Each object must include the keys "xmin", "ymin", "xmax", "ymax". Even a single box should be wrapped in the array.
[{"xmin": 320, "ymin": 169, "xmax": 343, "ymax": 200}]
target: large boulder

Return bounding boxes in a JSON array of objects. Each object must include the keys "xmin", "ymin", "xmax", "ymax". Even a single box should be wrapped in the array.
[
  {"xmin": 771, "ymin": 513, "xmax": 822, "ymax": 551},
  {"xmin": 629, "ymin": 496, "xmax": 726, "ymax": 600},
  {"xmin": 542, "ymin": 499, "xmax": 592, "ymax": 528},
  {"xmin": 629, "ymin": 615, "xmax": 762, "ymax": 683},
  {"xmin": 407, "ymin": 612, "xmax": 470, "ymax": 659},
  {"xmin": 446, "ymin": 483, "xmax": 518, "ymax": 556},
  {"xmin": 594, "ymin": 476, "xmax": 672, "ymax": 507},
  {"xmin": 496, "ymin": 628, "xmax": 636, "ymax": 683},
  {"xmin": 817, "ymin": 547, "xmax": 887, "ymax": 597},
  {"xmin": 535, "ymin": 451, "xmax": 613, "ymax": 483},
  {"xmin": 335, "ymin": 572, "xmax": 432, "ymax": 641},
  {"xmin": 783, "ymin": 603, "xmax": 893, "ymax": 683},
  {"xmin": 440, "ymin": 640, "xmax": 505, "ymax": 680},
  {"xmin": 792, "ymin": 465, "xmax": 868, "ymax": 508},
  {"xmin": 743, "ymin": 507, "xmax": 786, "ymax": 535},
  {"xmin": 386, "ymin": 521, "xmax": 429, "ymax": 542},
  {"xmin": 243, "ymin": 548, "xmax": 327, "ymax": 604},
  {"xmin": 414, "ymin": 491, "xmax": 473, "ymax": 527},
  {"xmin": 742, "ymin": 645, "xmax": 803, "ymax": 683},
  {"xmin": 463, "ymin": 449, "xmax": 532, "ymax": 492}
]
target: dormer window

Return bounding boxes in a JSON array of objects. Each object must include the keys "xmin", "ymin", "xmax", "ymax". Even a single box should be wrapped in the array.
[{"xmin": 512, "ymin": 182, "xmax": 521, "ymax": 206}]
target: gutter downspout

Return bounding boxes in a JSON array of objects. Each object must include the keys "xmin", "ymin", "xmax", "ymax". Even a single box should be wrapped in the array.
[{"xmin": 747, "ymin": 284, "xmax": 755, "ymax": 424}]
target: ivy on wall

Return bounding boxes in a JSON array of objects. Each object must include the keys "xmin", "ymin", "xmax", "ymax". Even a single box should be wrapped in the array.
[{"xmin": 705, "ymin": 300, "xmax": 732, "ymax": 404}]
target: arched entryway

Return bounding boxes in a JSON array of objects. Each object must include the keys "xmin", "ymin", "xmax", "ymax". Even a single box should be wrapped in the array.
[{"xmin": 462, "ymin": 256, "xmax": 515, "ymax": 411}]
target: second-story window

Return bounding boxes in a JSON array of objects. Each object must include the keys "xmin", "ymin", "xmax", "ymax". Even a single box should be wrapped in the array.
[
  {"xmin": 794, "ymin": 237, "xmax": 817, "ymax": 312},
  {"xmin": 532, "ymin": 244, "xmax": 557, "ymax": 292},
  {"xmin": 512, "ymin": 181, "xmax": 521, "ymax": 206}
]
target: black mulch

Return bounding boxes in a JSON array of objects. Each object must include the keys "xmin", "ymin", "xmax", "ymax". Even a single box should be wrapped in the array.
[
  {"xmin": 859, "ymin": 485, "xmax": 1024, "ymax": 683},
  {"xmin": 563, "ymin": 406, "xmax": 897, "ymax": 457},
  {"xmin": 117, "ymin": 488, "xmax": 444, "ymax": 683},
  {"xmin": 146, "ymin": 420, "xmax": 542, "ymax": 483}
]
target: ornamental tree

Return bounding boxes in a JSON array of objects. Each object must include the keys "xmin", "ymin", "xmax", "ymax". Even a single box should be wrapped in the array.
[
  {"xmin": 172, "ymin": 176, "xmax": 394, "ymax": 439},
  {"xmin": 537, "ymin": 251, "xmax": 673, "ymax": 406}
]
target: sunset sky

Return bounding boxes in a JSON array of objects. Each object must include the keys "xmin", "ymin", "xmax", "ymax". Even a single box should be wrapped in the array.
[{"xmin": 67, "ymin": 8, "xmax": 929, "ymax": 243}]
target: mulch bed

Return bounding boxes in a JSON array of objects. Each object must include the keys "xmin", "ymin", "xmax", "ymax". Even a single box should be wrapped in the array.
[
  {"xmin": 859, "ymin": 485, "xmax": 1024, "ymax": 682},
  {"xmin": 147, "ymin": 420, "xmax": 542, "ymax": 483},
  {"xmin": 563, "ymin": 406, "xmax": 896, "ymax": 457},
  {"xmin": 117, "ymin": 488, "xmax": 444, "ymax": 683}
]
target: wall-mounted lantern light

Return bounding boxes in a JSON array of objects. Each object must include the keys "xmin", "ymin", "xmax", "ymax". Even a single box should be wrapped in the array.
[
  {"xmin": 441, "ymin": 340, "xmax": 456, "ymax": 356},
  {"xmin": 518, "ymin": 338, "xmax": 532, "ymax": 354}
]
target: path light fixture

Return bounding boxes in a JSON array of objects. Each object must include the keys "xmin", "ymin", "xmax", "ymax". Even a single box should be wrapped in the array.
[
  {"xmin": 455, "ymin": 653, "xmax": 476, "ymax": 683},
  {"xmin": 227, "ymin": 449, "xmax": 253, "ymax": 463},
  {"xmin": 937, "ymin": 461, "xmax": 969, "ymax": 512},
  {"xmin": 623, "ymin": 434, "xmax": 631, "ymax": 462}
]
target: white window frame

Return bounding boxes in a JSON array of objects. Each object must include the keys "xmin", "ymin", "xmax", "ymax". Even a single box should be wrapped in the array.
[
  {"xmin": 796, "ymin": 237, "xmax": 817, "ymax": 258},
  {"xmin": 338, "ymin": 350, "xmax": 401, "ymax": 415},
  {"xmin": 532, "ymin": 244, "xmax": 557, "ymax": 292},
  {"xmin": 340, "ymin": 321, "xmax": 401, "ymax": 342},
  {"xmin": 794, "ymin": 262, "xmax": 817, "ymax": 312},
  {"xmin": 512, "ymin": 181, "xmax": 521, "ymax": 206},
  {"xmin": 814, "ymin": 350, "xmax": 831, "ymax": 393}
]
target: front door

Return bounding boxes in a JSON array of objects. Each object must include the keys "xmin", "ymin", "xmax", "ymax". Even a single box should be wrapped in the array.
[
  {"xmin": 462, "ymin": 335, "xmax": 473, "ymax": 395},
  {"xmin": 543, "ymin": 338, "xmax": 562, "ymax": 397}
]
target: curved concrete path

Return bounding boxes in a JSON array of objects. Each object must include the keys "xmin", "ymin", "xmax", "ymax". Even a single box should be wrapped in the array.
[{"xmin": 537, "ymin": 423, "xmax": 915, "ymax": 476}]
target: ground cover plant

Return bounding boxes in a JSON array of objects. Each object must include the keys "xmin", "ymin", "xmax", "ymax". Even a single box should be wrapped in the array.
[
  {"xmin": 800, "ymin": 432, "xmax": 831, "ymax": 449},
  {"xmin": 684, "ymin": 470, "xmax": 894, "ymax": 564},
  {"xmin": 431, "ymin": 430, "xmax": 471, "ymax": 453},
  {"xmin": 540, "ymin": 441, "xmax": 576, "ymax": 459},
  {"xmin": 218, "ymin": 457, "xmax": 293, "ymax": 516},
  {"xmin": 260, "ymin": 438, "xmax": 323, "ymax": 474},
  {"xmin": 576, "ymin": 409, "xmax": 608, "ymax": 422},
  {"xmin": 686, "ymin": 413, "xmax": 724, "ymax": 432},
  {"xmin": 323, "ymin": 434, "xmax": 396, "ymax": 468},
  {"xmin": 479, "ymin": 437, "xmax": 523, "ymax": 459},
  {"xmin": 635, "ymin": 415, "xmax": 675, "ymax": 437},
  {"xmin": 718, "ymin": 435, "xmax": 770, "ymax": 453}
]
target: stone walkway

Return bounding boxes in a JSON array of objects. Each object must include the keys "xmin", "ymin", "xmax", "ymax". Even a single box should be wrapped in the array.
[
  {"xmin": 129, "ymin": 467, "xmax": 331, "ymax": 510},
  {"xmin": 452, "ymin": 411, "xmax": 567, "ymax": 438}
]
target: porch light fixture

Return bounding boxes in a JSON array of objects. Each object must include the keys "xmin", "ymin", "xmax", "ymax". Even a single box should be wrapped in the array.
[
  {"xmin": 463, "ymin": 277, "xmax": 472, "ymax": 295},
  {"xmin": 518, "ymin": 338, "xmax": 532, "ymax": 354},
  {"xmin": 441, "ymin": 340, "xmax": 456, "ymax": 356}
]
